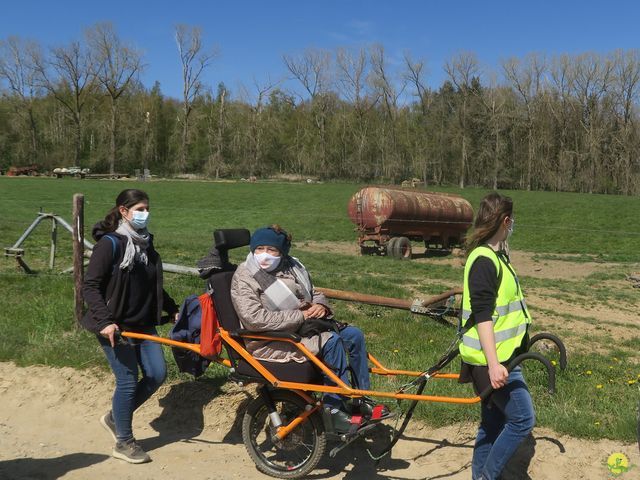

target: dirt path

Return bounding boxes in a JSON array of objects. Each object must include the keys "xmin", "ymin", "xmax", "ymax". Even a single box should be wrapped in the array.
[
  {"xmin": 300, "ymin": 241, "xmax": 633, "ymax": 282},
  {"xmin": 0, "ymin": 362, "xmax": 637, "ymax": 480}
]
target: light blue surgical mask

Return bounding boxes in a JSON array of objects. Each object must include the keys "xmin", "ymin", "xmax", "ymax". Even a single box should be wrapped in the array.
[{"xmin": 128, "ymin": 210, "xmax": 150, "ymax": 230}]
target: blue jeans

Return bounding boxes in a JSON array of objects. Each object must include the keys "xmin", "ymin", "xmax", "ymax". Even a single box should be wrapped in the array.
[
  {"xmin": 321, "ymin": 326, "xmax": 370, "ymax": 409},
  {"xmin": 97, "ymin": 326, "xmax": 167, "ymax": 442},
  {"xmin": 472, "ymin": 367, "xmax": 536, "ymax": 480}
]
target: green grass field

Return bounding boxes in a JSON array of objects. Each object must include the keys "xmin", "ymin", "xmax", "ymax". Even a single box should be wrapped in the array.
[{"xmin": 1, "ymin": 176, "xmax": 639, "ymax": 443}]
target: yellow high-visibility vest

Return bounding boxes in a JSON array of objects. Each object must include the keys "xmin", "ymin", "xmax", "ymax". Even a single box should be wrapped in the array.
[{"xmin": 459, "ymin": 246, "xmax": 531, "ymax": 366}]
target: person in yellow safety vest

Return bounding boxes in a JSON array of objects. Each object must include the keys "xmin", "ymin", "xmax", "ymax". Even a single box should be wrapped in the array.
[{"xmin": 458, "ymin": 192, "xmax": 535, "ymax": 480}]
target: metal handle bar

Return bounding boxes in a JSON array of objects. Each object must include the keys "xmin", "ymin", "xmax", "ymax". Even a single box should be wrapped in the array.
[
  {"xmin": 478, "ymin": 352, "xmax": 556, "ymax": 401},
  {"xmin": 528, "ymin": 332, "xmax": 567, "ymax": 370}
]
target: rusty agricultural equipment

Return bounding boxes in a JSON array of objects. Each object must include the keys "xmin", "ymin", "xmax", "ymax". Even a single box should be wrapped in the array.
[
  {"xmin": 348, "ymin": 186, "xmax": 473, "ymax": 259},
  {"xmin": 6, "ymin": 164, "xmax": 39, "ymax": 176}
]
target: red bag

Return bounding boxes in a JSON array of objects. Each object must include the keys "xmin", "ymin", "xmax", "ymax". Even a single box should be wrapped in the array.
[{"xmin": 198, "ymin": 293, "xmax": 223, "ymax": 358}]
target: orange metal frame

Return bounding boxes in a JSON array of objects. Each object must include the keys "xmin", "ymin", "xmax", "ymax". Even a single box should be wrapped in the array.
[
  {"xmin": 121, "ymin": 326, "xmax": 480, "ymax": 441},
  {"xmin": 121, "ymin": 327, "xmax": 480, "ymax": 406}
]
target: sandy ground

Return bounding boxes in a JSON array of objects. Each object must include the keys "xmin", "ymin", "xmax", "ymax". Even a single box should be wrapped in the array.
[{"xmin": 1, "ymin": 362, "xmax": 638, "ymax": 480}]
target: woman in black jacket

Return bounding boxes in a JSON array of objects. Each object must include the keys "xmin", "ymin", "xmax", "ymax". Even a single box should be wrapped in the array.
[{"xmin": 82, "ymin": 189, "xmax": 178, "ymax": 464}]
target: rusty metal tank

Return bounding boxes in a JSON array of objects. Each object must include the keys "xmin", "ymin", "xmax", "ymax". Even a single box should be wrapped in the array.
[{"xmin": 347, "ymin": 186, "xmax": 473, "ymax": 258}]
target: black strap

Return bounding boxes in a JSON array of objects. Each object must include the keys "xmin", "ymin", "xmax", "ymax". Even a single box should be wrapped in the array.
[{"xmin": 103, "ymin": 234, "xmax": 120, "ymax": 273}]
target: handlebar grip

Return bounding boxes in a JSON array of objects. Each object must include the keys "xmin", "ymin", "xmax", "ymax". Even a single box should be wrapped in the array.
[
  {"xmin": 112, "ymin": 330, "xmax": 131, "ymax": 346},
  {"xmin": 478, "ymin": 352, "xmax": 556, "ymax": 401}
]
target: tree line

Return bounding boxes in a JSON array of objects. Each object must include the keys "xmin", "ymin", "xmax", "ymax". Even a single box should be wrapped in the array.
[{"xmin": 1, "ymin": 23, "xmax": 639, "ymax": 194}]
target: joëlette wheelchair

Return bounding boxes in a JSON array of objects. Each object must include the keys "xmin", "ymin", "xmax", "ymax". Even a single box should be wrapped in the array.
[{"xmin": 121, "ymin": 229, "xmax": 567, "ymax": 479}]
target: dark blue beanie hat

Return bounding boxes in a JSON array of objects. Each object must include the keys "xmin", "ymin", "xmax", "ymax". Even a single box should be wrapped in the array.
[{"xmin": 250, "ymin": 227, "xmax": 291, "ymax": 255}]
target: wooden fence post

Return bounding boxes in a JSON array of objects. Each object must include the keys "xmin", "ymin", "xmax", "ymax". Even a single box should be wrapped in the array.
[
  {"xmin": 49, "ymin": 217, "xmax": 57, "ymax": 270},
  {"xmin": 73, "ymin": 194, "xmax": 84, "ymax": 327}
]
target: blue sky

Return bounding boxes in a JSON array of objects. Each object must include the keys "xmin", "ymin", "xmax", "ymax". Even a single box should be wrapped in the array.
[{"xmin": 1, "ymin": 0, "xmax": 638, "ymax": 101}]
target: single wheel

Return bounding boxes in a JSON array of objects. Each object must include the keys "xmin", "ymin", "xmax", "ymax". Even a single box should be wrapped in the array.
[
  {"xmin": 242, "ymin": 389, "xmax": 326, "ymax": 479},
  {"xmin": 385, "ymin": 237, "xmax": 398, "ymax": 257},
  {"xmin": 392, "ymin": 237, "xmax": 412, "ymax": 260}
]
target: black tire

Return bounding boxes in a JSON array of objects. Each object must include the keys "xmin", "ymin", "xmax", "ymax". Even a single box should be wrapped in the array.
[
  {"xmin": 528, "ymin": 332, "xmax": 568, "ymax": 370},
  {"xmin": 242, "ymin": 389, "xmax": 326, "ymax": 479},
  {"xmin": 386, "ymin": 237, "xmax": 398, "ymax": 257},
  {"xmin": 392, "ymin": 237, "xmax": 412, "ymax": 260}
]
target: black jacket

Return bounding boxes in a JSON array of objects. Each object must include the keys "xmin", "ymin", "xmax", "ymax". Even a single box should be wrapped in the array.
[{"xmin": 81, "ymin": 222, "xmax": 179, "ymax": 334}]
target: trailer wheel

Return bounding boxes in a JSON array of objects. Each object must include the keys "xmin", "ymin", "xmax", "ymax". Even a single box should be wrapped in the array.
[
  {"xmin": 386, "ymin": 237, "xmax": 398, "ymax": 257},
  {"xmin": 391, "ymin": 237, "xmax": 412, "ymax": 260}
]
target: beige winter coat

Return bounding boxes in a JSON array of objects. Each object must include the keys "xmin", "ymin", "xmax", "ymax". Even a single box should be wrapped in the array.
[{"xmin": 230, "ymin": 260, "xmax": 333, "ymax": 363}]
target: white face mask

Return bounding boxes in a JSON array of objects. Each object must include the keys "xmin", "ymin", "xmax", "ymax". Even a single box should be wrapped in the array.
[
  {"xmin": 254, "ymin": 252, "xmax": 281, "ymax": 272},
  {"xmin": 507, "ymin": 218, "xmax": 515, "ymax": 238}
]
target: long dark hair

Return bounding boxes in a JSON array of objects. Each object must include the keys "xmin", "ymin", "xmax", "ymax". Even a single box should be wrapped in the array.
[
  {"xmin": 464, "ymin": 192, "xmax": 513, "ymax": 256},
  {"xmin": 102, "ymin": 189, "xmax": 149, "ymax": 232}
]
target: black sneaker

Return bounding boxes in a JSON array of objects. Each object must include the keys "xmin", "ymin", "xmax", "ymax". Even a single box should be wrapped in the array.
[
  {"xmin": 326, "ymin": 408, "xmax": 355, "ymax": 434},
  {"xmin": 112, "ymin": 438, "xmax": 151, "ymax": 464},
  {"xmin": 100, "ymin": 411, "xmax": 117, "ymax": 443}
]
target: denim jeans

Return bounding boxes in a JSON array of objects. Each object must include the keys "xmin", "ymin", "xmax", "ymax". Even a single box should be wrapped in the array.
[
  {"xmin": 472, "ymin": 367, "xmax": 536, "ymax": 480},
  {"xmin": 97, "ymin": 326, "xmax": 167, "ymax": 442},
  {"xmin": 321, "ymin": 326, "xmax": 370, "ymax": 409}
]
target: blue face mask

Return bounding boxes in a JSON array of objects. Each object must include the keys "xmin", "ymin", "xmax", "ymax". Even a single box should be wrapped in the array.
[{"xmin": 128, "ymin": 210, "xmax": 150, "ymax": 230}]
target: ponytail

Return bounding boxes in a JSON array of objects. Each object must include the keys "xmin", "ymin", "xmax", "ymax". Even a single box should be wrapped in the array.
[
  {"xmin": 102, "ymin": 206, "xmax": 121, "ymax": 232},
  {"xmin": 464, "ymin": 192, "xmax": 513, "ymax": 256}
]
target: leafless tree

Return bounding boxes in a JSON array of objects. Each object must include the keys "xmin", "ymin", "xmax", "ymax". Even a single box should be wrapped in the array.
[
  {"xmin": 283, "ymin": 48, "xmax": 333, "ymax": 171},
  {"xmin": 502, "ymin": 53, "xmax": 546, "ymax": 190},
  {"xmin": 0, "ymin": 36, "xmax": 41, "ymax": 161},
  {"xmin": 86, "ymin": 22, "xmax": 143, "ymax": 174},
  {"xmin": 569, "ymin": 52, "xmax": 613, "ymax": 192},
  {"xmin": 473, "ymin": 69, "xmax": 508, "ymax": 189},
  {"xmin": 444, "ymin": 52, "xmax": 480, "ymax": 188},
  {"xmin": 611, "ymin": 49, "xmax": 640, "ymax": 194},
  {"xmin": 283, "ymin": 48, "xmax": 331, "ymax": 100},
  {"xmin": 369, "ymin": 45, "xmax": 407, "ymax": 179},
  {"xmin": 239, "ymin": 77, "xmax": 279, "ymax": 176},
  {"xmin": 31, "ymin": 39, "xmax": 97, "ymax": 165},
  {"xmin": 546, "ymin": 54, "xmax": 576, "ymax": 191},
  {"xmin": 175, "ymin": 24, "xmax": 217, "ymax": 172},
  {"xmin": 205, "ymin": 85, "xmax": 227, "ymax": 179},
  {"xmin": 403, "ymin": 52, "xmax": 434, "ymax": 183},
  {"xmin": 336, "ymin": 47, "xmax": 376, "ymax": 174}
]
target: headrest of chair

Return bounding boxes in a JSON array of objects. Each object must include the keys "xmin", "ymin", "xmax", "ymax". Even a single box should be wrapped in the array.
[{"xmin": 214, "ymin": 229, "xmax": 251, "ymax": 251}]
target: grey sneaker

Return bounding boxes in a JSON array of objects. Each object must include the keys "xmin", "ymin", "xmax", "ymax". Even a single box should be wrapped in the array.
[
  {"xmin": 112, "ymin": 438, "xmax": 151, "ymax": 464},
  {"xmin": 100, "ymin": 411, "xmax": 117, "ymax": 443}
]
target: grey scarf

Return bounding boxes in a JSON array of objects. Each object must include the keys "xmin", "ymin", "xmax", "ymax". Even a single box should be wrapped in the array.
[
  {"xmin": 245, "ymin": 253, "xmax": 313, "ymax": 311},
  {"xmin": 115, "ymin": 221, "xmax": 150, "ymax": 270}
]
